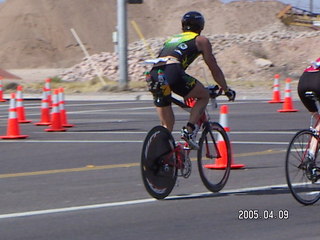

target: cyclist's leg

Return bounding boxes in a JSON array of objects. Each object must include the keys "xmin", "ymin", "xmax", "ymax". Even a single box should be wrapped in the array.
[
  {"xmin": 156, "ymin": 106, "xmax": 175, "ymax": 132},
  {"xmin": 309, "ymin": 112, "xmax": 320, "ymax": 157},
  {"xmin": 184, "ymin": 80, "xmax": 209, "ymax": 128},
  {"xmin": 180, "ymin": 78, "xmax": 209, "ymax": 149},
  {"xmin": 170, "ymin": 68, "xmax": 209, "ymax": 149}
]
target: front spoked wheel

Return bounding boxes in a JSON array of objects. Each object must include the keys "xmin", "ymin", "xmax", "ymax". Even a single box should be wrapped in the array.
[
  {"xmin": 285, "ymin": 129, "xmax": 320, "ymax": 205},
  {"xmin": 198, "ymin": 122, "xmax": 231, "ymax": 192},
  {"xmin": 141, "ymin": 126, "xmax": 177, "ymax": 199}
]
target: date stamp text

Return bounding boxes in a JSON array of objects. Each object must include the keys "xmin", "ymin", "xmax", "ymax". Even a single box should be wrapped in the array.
[{"xmin": 238, "ymin": 209, "xmax": 289, "ymax": 220}]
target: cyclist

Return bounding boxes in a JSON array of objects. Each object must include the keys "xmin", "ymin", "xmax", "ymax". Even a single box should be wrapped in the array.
[
  {"xmin": 146, "ymin": 11, "xmax": 235, "ymax": 150},
  {"xmin": 297, "ymin": 57, "xmax": 320, "ymax": 160}
]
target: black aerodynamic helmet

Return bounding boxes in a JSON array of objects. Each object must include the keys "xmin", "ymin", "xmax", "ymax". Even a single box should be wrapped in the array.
[{"xmin": 181, "ymin": 11, "xmax": 205, "ymax": 32}]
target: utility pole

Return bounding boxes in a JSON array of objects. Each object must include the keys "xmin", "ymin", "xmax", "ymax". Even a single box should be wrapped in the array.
[
  {"xmin": 117, "ymin": 0, "xmax": 128, "ymax": 90},
  {"xmin": 117, "ymin": 0, "xmax": 143, "ymax": 89},
  {"xmin": 117, "ymin": 0, "xmax": 143, "ymax": 90}
]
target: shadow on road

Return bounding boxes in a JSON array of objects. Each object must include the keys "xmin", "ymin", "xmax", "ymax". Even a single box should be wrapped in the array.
[{"xmin": 165, "ymin": 186, "xmax": 291, "ymax": 201}]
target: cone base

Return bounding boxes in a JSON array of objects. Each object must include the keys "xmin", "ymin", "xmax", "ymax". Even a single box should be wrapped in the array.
[
  {"xmin": 277, "ymin": 109, "xmax": 299, "ymax": 112},
  {"xmin": 205, "ymin": 163, "xmax": 245, "ymax": 169},
  {"xmin": 34, "ymin": 122, "xmax": 51, "ymax": 126},
  {"xmin": 63, "ymin": 124, "xmax": 74, "ymax": 128},
  {"xmin": 19, "ymin": 120, "xmax": 32, "ymax": 123},
  {"xmin": 0, "ymin": 135, "xmax": 29, "ymax": 139},
  {"xmin": 45, "ymin": 128, "xmax": 66, "ymax": 132},
  {"xmin": 268, "ymin": 100, "xmax": 283, "ymax": 103},
  {"xmin": 231, "ymin": 163, "xmax": 245, "ymax": 169}
]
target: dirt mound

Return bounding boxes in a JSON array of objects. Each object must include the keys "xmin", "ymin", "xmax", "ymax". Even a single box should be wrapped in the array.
[
  {"xmin": 59, "ymin": 21, "xmax": 320, "ymax": 89},
  {"xmin": 0, "ymin": 0, "xmax": 287, "ymax": 69}
]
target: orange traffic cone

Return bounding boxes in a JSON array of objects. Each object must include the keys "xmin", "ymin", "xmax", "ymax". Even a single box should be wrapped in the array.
[
  {"xmin": 219, "ymin": 105, "xmax": 230, "ymax": 132},
  {"xmin": 45, "ymin": 78, "xmax": 52, "ymax": 108},
  {"xmin": 16, "ymin": 85, "xmax": 32, "ymax": 123},
  {"xmin": 0, "ymin": 78, "xmax": 6, "ymax": 102},
  {"xmin": 205, "ymin": 105, "xmax": 245, "ymax": 169},
  {"xmin": 0, "ymin": 93, "xmax": 28, "ymax": 139},
  {"xmin": 268, "ymin": 74, "xmax": 283, "ymax": 103},
  {"xmin": 34, "ymin": 88, "xmax": 51, "ymax": 126},
  {"xmin": 58, "ymin": 87, "xmax": 74, "ymax": 127},
  {"xmin": 45, "ymin": 89, "xmax": 66, "ymax": 132},
  {"xmin": 278, "ymin": 78, "xmax": 299, "ymax": 112}
]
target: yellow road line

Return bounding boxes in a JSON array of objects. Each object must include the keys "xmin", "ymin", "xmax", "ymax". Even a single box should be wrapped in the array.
[
  {"xmin": 235, "ymin": 149, "xmax": 286, "ymax": 157},
  {"xmin": 0, "ymin": 149, "xmax": 285, "ymax": 179},
  {"xmin": 0, "ymin": 163, "xmax": 139, "ymax": 179}
]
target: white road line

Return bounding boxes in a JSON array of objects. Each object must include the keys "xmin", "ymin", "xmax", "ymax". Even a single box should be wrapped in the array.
[
  {"xmin": 232, "ymin": 131, "xmax": 296, "ymax": 135},
  {"xmin": 0, "ymin": 184, "xmax": 288, "ymax": 219},
  {"xmin": 67, "ymin": 106, "xmax": 155, "ymax": 114},
  {"xmin": 22, "ymin": 101, "xmax": 140, "ymax": 109},
  {"xmin": 0, "ymin": 140, "xmax": 289, "ymax": 145},
  {"xmin": 51, "ymin": 131, "xmax": 296, "ymax": 135},
  {"xmin": 233, "ymin": 141, "xmax": 288, "ymax": 145},
  {"xmin": 0, "ymin": 140, "xmax": 144, "ymax": 143}
]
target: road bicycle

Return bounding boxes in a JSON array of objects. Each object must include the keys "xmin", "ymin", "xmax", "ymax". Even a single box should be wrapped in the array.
[
  {"xmin": 141, "ymin": 85, "xmax": 231, "ymax": 199},
  {"xmin": 285, "ymin": 91, "xmax": 320, "ymax": 205}
]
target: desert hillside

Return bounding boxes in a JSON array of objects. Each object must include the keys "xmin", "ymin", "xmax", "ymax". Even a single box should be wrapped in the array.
[
  {"xmin": 0, "ymin": 0, "xmax": 319, "ymax": 91},
  {"xmin": 0, "ymin": 0, "xmax": 287, "ymax": 68}
]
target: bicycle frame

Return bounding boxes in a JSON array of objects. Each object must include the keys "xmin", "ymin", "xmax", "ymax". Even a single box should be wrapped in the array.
[
  {"xmin": 170, "ymin": 96, "xmax": 210, "ymax": 126},
  {"xmin": 160, "ymin": 143, "xmax": 185, "ymax": 169},
  {"xmin": 167, "ymin": 86, "xmax": 222, "ymax": 172}
]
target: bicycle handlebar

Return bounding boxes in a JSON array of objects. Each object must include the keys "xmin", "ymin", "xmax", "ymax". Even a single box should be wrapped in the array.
[
  {"xmin": 206, "ymin": 85, "xmax": 224, "ymax": 99},
  {"xmin": 207, "ymin": 85, "xmax": 224, "ymax": 110}
]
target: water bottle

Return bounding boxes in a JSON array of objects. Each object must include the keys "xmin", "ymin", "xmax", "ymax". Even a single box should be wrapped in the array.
[
  {"xmin": 157, "ymin": 69, "xmax": 165, "ymax": 84},
  {"xmin": 145, "ymin": 71, "xmax": 152, "ymax": 91},
  {"xmin": 157, "ymin": 69, "xmax": 171, "ymax": 96},
  {"xmin": 145, "ymin": 71, "xmax": 151, "ymax": 82}
]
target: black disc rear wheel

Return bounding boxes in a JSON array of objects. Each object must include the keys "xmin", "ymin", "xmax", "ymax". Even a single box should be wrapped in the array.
[{"xmin": 141, "ymin": 126, "xmax": 177, "ymax": 199}]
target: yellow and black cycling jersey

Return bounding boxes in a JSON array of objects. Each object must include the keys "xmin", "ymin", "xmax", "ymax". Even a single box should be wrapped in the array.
[{"xmin": 158, "ymin": 32, "xmax": 201, "ymax": 70}]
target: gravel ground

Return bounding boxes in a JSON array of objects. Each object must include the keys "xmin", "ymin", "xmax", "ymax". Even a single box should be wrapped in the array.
[{"xmin": 2, "ymin": 68, "xmax": 300, "ymax": 101}]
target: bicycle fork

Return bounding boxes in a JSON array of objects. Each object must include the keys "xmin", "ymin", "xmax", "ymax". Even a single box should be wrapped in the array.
[{"xmin": 204, "ymin": 132, "xmax": 221, "ymax": 159}]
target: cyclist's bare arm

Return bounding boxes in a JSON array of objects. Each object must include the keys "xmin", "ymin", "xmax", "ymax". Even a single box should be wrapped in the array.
[{"xmin": 196, "ymin": 35, "xmax": 229, "ymax": 92}]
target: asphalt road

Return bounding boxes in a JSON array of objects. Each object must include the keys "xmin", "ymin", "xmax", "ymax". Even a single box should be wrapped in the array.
[{"xmin": 0, "ymin": 97, "xmax": 319, "ymax": 240}]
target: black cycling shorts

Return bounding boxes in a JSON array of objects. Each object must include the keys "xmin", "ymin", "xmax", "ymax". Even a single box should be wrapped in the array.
[
  {"xmin": 149, "ymin": 63, "xmax": 197, "ymax": 107},
  {"xmin": 298, "ymin": 71, "xmax": 320, "ymax": 112}
]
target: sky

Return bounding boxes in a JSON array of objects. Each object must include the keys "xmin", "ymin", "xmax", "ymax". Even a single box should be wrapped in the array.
[{"xmin": 222, "ymin": 0, "xmax": 320, "ymax": 12}]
